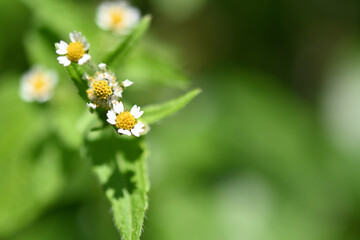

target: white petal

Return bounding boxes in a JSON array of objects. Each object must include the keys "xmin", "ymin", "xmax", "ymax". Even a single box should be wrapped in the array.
[
  {"xmin": 83, "ymin": 72, "xmax": 89, "ymax": 80},
  {"xmin": 107, "ymin": 110, "xmax": 116, "ymax": 120},
  {"xmin": 113, "ymin": 101, "xmax": 124, "ymax": 114},
  {"xmin": 107, "ymin": 119, "xmax": 116, "ymax": 125},
  {"xmin": 56, "ymin": 48, "xmax": 67, "ymax": 55},
  {"xmin": 57, "ymin": 56, "xmax": 71, "ymax": 66},
  {"xmin": 131, "ymin": 128, "xmax": 140, "ymax": 137},
  {"xmin": 134, "ymin": 122, "xmax": 145, "ymax": 130},
  {"xmin": 123, "ymin": 6, "xmax": 141, "ymax": 28},
  {"xmin": 78, "ymin": 54, "xmax": 91, "ymax": 65},
  {"xmin": 55, "ymin": 41, "xmax": 68, "ymax": 54},
  {"xmin": 106, "ymin": 110, "xmax": 117, "ymax": 125},
  {"xmin": 70, "ymin": 31, "xmax": 81, "ymax": 42},
  {"xmin": 58, "ymin": 40, "xmax": 68, "ymax": 48},
  {"xmin": 36, "ymin": 94, "xmax": 51, "ymax": 103},
  {"xmin": 114, "ymin": 88, "xmax": 123, "ymax": 98},
  {"xmin": 87, "ymin": 102, "xmax": 97, "ymax": 109},
  {"xmin": 123, "ymin": 79, "xmax": 133, "ymax": 87},
  {"xmin": 118, "ymin": 129, "xmax": 131, "ymax": 136},
  {"xmin": 136, "ymin": 110, "xmax": 144, "ymax": 119},
  {"xmin": 98, "ymin": 63, "xmax": 107, "ymax": 71},
  {"xmin": 82, "ymin": 41, "xmax": 90, "ymax": 51},
  {"xmin": 130, "ymin": 105, "xmax": 139, "ymax": 116},
  {"xmin": 113, "ymin": 6, "xmax": 140, "ymax": 34},
  {"xmin": 69, "ymin": 32, "xmax": 76, "ymax": 42},
  {"xmin": 81, "ymin": 37, "xmax": 90, "ymax": 51},
  {"xmin": 130, "ymin": 105, "xmax": 143, "ymax": 119}
]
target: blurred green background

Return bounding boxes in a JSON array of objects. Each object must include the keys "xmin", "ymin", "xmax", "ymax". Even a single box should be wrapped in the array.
[{"xmin": 1, "ymin": 0, "xmax": 360, "ymax": 239}]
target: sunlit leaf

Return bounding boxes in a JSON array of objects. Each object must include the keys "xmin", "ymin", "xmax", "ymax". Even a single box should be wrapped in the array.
[
  {"xmin": 84, "ymin": 129, "xmax": 149, "ymax": 240},
  {"xmin": 142, "ymin": 88, "xmax": 201, "ymax": 124}
]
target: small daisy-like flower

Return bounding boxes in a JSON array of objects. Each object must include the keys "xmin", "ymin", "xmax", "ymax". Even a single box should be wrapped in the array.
[
  {"xmin": 107, "ymin": 101, "xmax": 144, "ymax": 137},
  {"xmin": 55, "ymin": 31, "xmax": 91, "ymax": 67},
  {"xmin": 96, "ymin": 1, "xmax": 140, "ymax": 34},
  {"xmin": 86, "ymin": 63, "xmax": 133, "ymax": 109},
  {"xmin": 20, "ymin": 67, "xmax": 58, "ymax": 103}
]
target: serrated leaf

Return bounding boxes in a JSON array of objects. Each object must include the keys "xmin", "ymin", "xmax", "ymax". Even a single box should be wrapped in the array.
[
  {"xmin": 85, "ymin": 129, "xmax": 149, "ymax": 240},
  {"xmin": 142, "ymin": 88, "xmax": 201, "ymax": 124},
  {"xmin": 102, "ymin": 15, "xmax": 151, "ymax": 66}
]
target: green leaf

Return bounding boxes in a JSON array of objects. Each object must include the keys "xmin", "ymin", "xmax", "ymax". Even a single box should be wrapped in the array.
[
  {"xmin": 120, "ymin": 46, "xmax": 189, "ymax": 89},
  {"xmin": 66, "ymin": 64, "xmax": 88, "ymax": 102},
  {"xmin": 142, "ymin": 88, "xmax": 201, "ymax": 124},
  {"xmin": 84, "ymin": 129, "xmax": 149, "ymax": 240},
  {"xmin": 102, "ymin": 15, "xmax": 152, "ymax": 66}
]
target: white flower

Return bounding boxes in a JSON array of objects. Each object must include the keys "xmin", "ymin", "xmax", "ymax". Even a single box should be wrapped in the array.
[
  {"xmin": 20, "ymin": 67, "xmax": 58, "ymax": 103},
  {"xmin": 55, "ymin": 31, "xmax": 91, "ymax": 67},
  {"xmin": 106, "ymin": 101, "xmax": 144, "ymax": 137},
  {"xmin": 86, "ymin": 63, "xmax": 133, "ymax": 109},
  {"xmin": 96, "ymin": 1, "xmax": 140, "ymax": 34}
]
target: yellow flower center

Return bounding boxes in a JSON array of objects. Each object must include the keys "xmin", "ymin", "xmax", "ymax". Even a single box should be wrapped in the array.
[
  {"xmin": 66, "ymin": 42, "xmax": 85, "ymax": 62},
  {"xmin": 31, "ymin": 74, "xmax": 48, "ymax": 93},
  {"xmin": 92, "ymin": 80, "xmax": 112, "ymax": 100},
  {"xmin": 110, "ymin": 9, "xmax": 125, "ymax": 27},
  {"xmin": 116, "ymin": 111, "xmax": 136, "ymax": 130}
]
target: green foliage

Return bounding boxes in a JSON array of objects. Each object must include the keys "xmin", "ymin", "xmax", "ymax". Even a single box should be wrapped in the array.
[
  {"xmin": 102, "ymin": 16, "xmax": 152, "ymax": 66},
  {"xmin": 66, "ymin": 64, "xmax": 88, "ymax": 101},
  {"xmin": 0, "ymin": 76, "xmax": 65, "ymax": 237},
  {"xmin": 21, "ymin": 0, "xmax": 93, "ymax": 37},
  {"xmin": 142, "ymin": 88, "xmax": 201, "ymax": 124},
  {"xmin": 5, "ymin": 0, "xmax": 360, "ymax": 239},
  {"xmin": 21, "ymin": 0, "xmax": 117, "ymax": 61},
  {"xmin": 120, "ymin": 44, "xmax": 189, "ymax": 89},
  {"xmin": 17, "ymin": 1, "xmax": 199, "ymax": 239},
  {"xmin": 23, "ymin": 26, "xmax": 59, "ymax": 69},
  {"xmin": 84, "ymin": 129, "xmax": 149, "ymax": 240},
  {"xmin": 65, "ymin": 58, "xmax": 198, "ymax": 240}
]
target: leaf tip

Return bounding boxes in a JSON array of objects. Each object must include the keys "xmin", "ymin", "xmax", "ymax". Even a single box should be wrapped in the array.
[{"xmin": 143, "ymin": 14, "xmax": 152, "ymax": 22}]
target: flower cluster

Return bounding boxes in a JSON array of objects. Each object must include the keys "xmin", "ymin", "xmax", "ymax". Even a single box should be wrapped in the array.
[
  {"xmin": 85, "ymin": 63, "xmax": 133, "ymax": 110},
  {"xmin": 55, "ymin": 31, "xmax": 145, "ymax": 137}
]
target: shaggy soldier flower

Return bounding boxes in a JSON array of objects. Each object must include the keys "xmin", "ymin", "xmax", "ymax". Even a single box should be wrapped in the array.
[
  {"xmin": 55, "ymin": 31, "xmax": 91, "ymax": 67},
  {"xmin": 86, "ymin": 63, "xmax": 133, "ymax": 109},
  {"xmin": 96, "ymin": 1, "xmax": 140, "ymax": 34},
  {"xmin": 20, "ymin": 67, "xmax": 58, "ymax": 103},
  {"xmin": 107, "ymin": 101, "xmax": 144, "ymax": 137}
]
